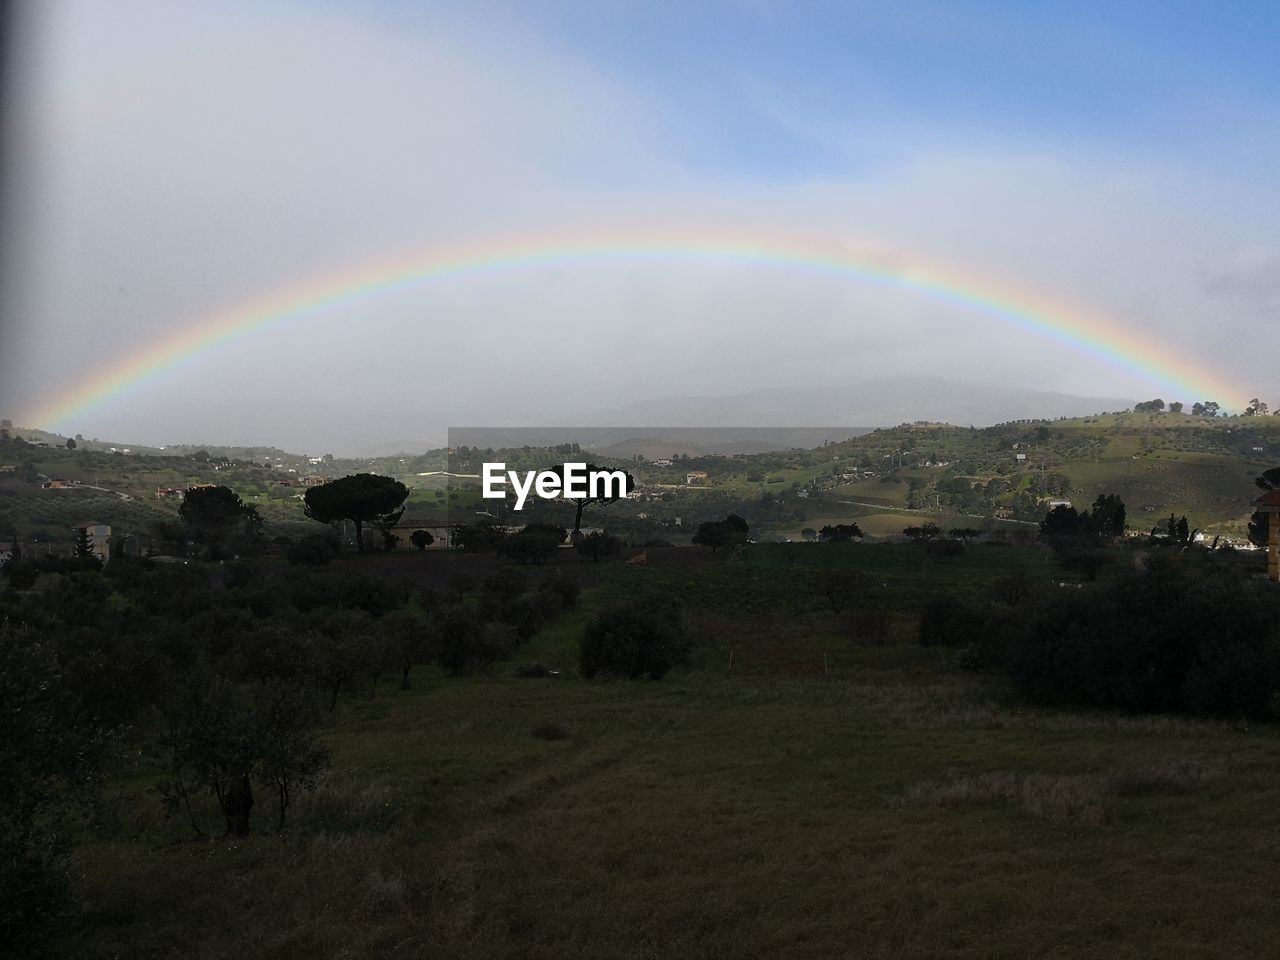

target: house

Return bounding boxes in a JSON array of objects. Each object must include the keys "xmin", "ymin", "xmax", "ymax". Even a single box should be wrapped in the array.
[
  {"xmin": 388, "ymin": 521, "xmax": 455, "ymax": 550},
  {"xmin": 301, "ymin": 475, "xmax": 329, "ymax": 487},
  {"xmin": 1046, "ymin": 498, "xmax": 1072, "ymax": 510},
  {"xmin": 651, "ymin": 458, "xmax": 673, "ymax": 467},
  {"xmin": 71, "ymin": 521, "xmax": 111, "ymax": 563},
  {"xmin": 1015, "ymin": 453, "xmax": 1027, "ymax": 462},
  {"xmin": 686, "ymin": 471, "xmax": 708, "ymax": 485}
]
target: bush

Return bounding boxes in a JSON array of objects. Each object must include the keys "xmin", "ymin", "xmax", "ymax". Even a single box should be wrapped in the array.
[
  {"xmin": 452, "ymin": 521, "xmax": 505, "ymax": 552},
  {"xmin": 514, "ymin": 662, "xmax": 553, "ymax": 678},
  {"xmin": 438, "ymin": 610, "xmax": 514, "ymax": 674},
  {"xmin": 286, "ymin": 533, "xmax": 338, "ymax": 566},
  {"xmin": 1007, "ymin": 553, "xmax": 1280, "ymax": 717},
  {"xmin": 575, "ymin": 530, "xmax": 622, "ymax": 562},
  {"xmin": 1, "ymin": 626, "xmax": 106, "ymax": 954},
  {"xmin": 539, "ymin": 575, "xmax": 580, "ymax": 610},
  {"xmin": 497, "ymin": 529, "xmax": 560, "ymax": 565},
  {"xmin": 504, "ymin": 594, "xmax": 549, "ymax": 644},
  {"xmin": 815, "ymin": 569, "xmax": 877, "ymax": 614},
  {"xmin": 918, "ymin": 594, "xmax": 987, "ymax": 647},
  {"xmin": 483, "ymin": 567, "xmax": 528, "ymax": 601},
  {"xmin": 580, "ymin": 595, "xmax": 689, "ymax": 679}
]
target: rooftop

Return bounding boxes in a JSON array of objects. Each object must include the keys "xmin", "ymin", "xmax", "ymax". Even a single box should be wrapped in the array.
[{"xmin": 1255, "ymin": 490, "xmax": 1280, "ymax": 509}]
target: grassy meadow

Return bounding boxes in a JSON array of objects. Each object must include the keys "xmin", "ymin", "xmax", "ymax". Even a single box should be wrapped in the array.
[{"xmin": 58, "ymin": 544, "xmax": 1280, "ymax": 960}]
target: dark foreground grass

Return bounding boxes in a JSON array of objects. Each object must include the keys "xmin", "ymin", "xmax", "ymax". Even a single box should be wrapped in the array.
[{"xmin": 60, "ymin": 549, "xmax": 1280, "ymax": 959}]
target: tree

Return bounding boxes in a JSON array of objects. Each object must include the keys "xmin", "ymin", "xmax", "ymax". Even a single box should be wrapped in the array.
[
  {"xmin": 1168, "ymin": 401, "xmax": 1184, "ymax": 413},
  {"xmin": 815, "ymin": 569, "xmax": 876, "ymax": 614},
  {"xmin": 1159, "ymin": 514, "xmax": 1198, "ymax": 548},
  {"xmin": 1191, "ymin": 401, "xmax": 1219, "ymax": 417},
  {"xmin": 902, "ymin": 522, "xmax": 941, "ymax": 542},
  {"xmin": 179, "ymin": 485, "xmax": 263, "ymax": 560},
  {"xmin": 575, "ymin": 530, "xmax": 623, "ymax": 562},
  {"xmin": 499, "ymin": 526, "xmax": 561, "ymax": 564},
  {"xmin": 800, "ymin": 527, "xmax": 818, "ymax": 542},
  {"xmin": 1, "ymin": 625, "xmax": 107, "ymax": 954},
  {"xmin": 451, "ymin": 518, "xmax": 506, "ymax": 552},
  {"xmin": 550, "ymin": 463, "xmax": 634, "ymax": 540},
  {"xmin": 64, "ymin": 438, "xmax": 76, "ymax": 450},
  {"xmin": 949, "ymin": 527, "xmax": 981, "ymax": 545},
  {"xmin": 1089, "ymin": 494, "xmax": 1126, "ymax": 540},
  {"xmin": 692, "ymin": 515, "xmax": 749, "ymax": 553},
  {"xmin": 1245, "ymin": 398, "xmax": 1270, "ymax": 417},
  {"xmin": 409, "ymin": 529, "xmax": 435, "ymax": 551},
  {"xmin": 72, "ymin": 526, "xmax": 94, "ymax": 560},
  {"xmin": 1249, "ymin": 466, "xmax": 1280, "ymax": 547},
  {"xmin": 1133, "ymin": 398, "xmax": 1165, "ymax": 412},
  {"xmin": 818, "ymin": 522, "xmax": 863, "ymax": 542},
  {"xmin": 380, "ymin": 607, "xmax": 435, "ymax": 690},
  {"xmin": 1039, "ymin": 505, "xmax": 1090, "ymax": 540},
  {"xmin": 303, "ymin": 473, "xmax": 407, "ymax": 553},
  {"xmin": 159, "ymin": 670, "xmax": 327, "ymax": 836},
  {"xmin": 580, "ymin": 595, "xmax": 688, "ymax": 679}
]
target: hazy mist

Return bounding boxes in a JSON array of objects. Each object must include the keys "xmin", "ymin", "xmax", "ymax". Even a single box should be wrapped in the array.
[{"xmin": 1, "ymin": 1, "xmax": 1276, "ymax": 453}]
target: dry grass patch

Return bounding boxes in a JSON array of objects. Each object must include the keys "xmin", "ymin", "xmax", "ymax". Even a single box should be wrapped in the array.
[{"xmin": 900, "ymin": 759, "xmax": 1233, "ymax": 826}]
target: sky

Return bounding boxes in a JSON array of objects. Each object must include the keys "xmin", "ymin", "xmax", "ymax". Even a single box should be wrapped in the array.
[{"xmin": 1, "ymin": 0, "xmax": 1277, "ymax": 454}]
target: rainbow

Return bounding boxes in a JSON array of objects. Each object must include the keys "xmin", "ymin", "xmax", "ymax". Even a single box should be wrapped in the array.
[{"xmin": 18, "ymin": 227, "xmax": 1245, "ymax": 429}]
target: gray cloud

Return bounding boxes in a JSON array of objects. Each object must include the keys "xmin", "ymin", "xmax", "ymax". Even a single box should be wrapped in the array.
[{"xmin": 1, "ymin": 1, "xmax": 1276, "ymax": 453}]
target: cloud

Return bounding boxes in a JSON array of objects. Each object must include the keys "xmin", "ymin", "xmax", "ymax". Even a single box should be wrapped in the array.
[{"xmin": 1, "ymin": 2, "xmax": 1276, "ymax": 451}]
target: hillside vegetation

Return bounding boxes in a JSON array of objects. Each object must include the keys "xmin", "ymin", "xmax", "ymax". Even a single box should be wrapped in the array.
[{"xmin": 2, "ymin": 410, "xmax": 1277, "ymax": 553}]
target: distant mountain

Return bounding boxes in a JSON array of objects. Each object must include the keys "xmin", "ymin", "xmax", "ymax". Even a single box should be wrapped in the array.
[
  {"xmin": 585, "ymin": 376, "xmax": 1135, "ymax": 428},
  {"xmin": 447, "ymin": 427, "xmax": 872, "ymax": 458},
  {"xmin": 348, "ymin": 436, "xmax": 449, "ymax": 458}
]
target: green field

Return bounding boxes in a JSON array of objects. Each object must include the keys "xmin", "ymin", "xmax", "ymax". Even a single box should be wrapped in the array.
[{"xmin": 46, "ymin": 543, "xmax": 1280, "ymax": 959}]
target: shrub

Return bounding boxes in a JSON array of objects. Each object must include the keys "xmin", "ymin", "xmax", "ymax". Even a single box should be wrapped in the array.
[
  {"xmin": 504, "ymin": 594, "xmax": 549, "ymax": 644},
  {"xmin": 1007, "ymin": 553, "xmax": 1280, "ymax": 718},
  {"xmin": 286, "ymin": 533, "xmax": 338, "ymax": 566},
  {"xmin": 451, "ymin": 521, "xmax": 505, "ymax": 553},
  {"xmin": 918, "ymin": 594, "xmax": 987, "ymax": 647},
  {"xmin": 438, "ymin": 610, "xmax": 514, "ymax": 674},
  {"xmin": 539, "ymin": 575, "xmax": 580, "ymax": 610},
  {"xmin": 497, "ymin": 529, "xmax": 560, "ymax": 565},
  {"xmin": 446, "ymin": 573, "xmax": 474, "ymax": 601},
  {"xmin": 580, "ymin": 595, "xmax": 689, "ymax": 679},
  {"xmin": 575, "ymin": 530, "xmax": 622, "ymax": 562},
  {"xmin": 483, "ymin": 567, "xmax": 528, "ymax": 601},
  {"xmin": 514, "ymin": 662, "xmax": 553, "ymax": 678},
  {"xmin": 815, "ymin": 569, "xmax": 877, "ymax": 614}
]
